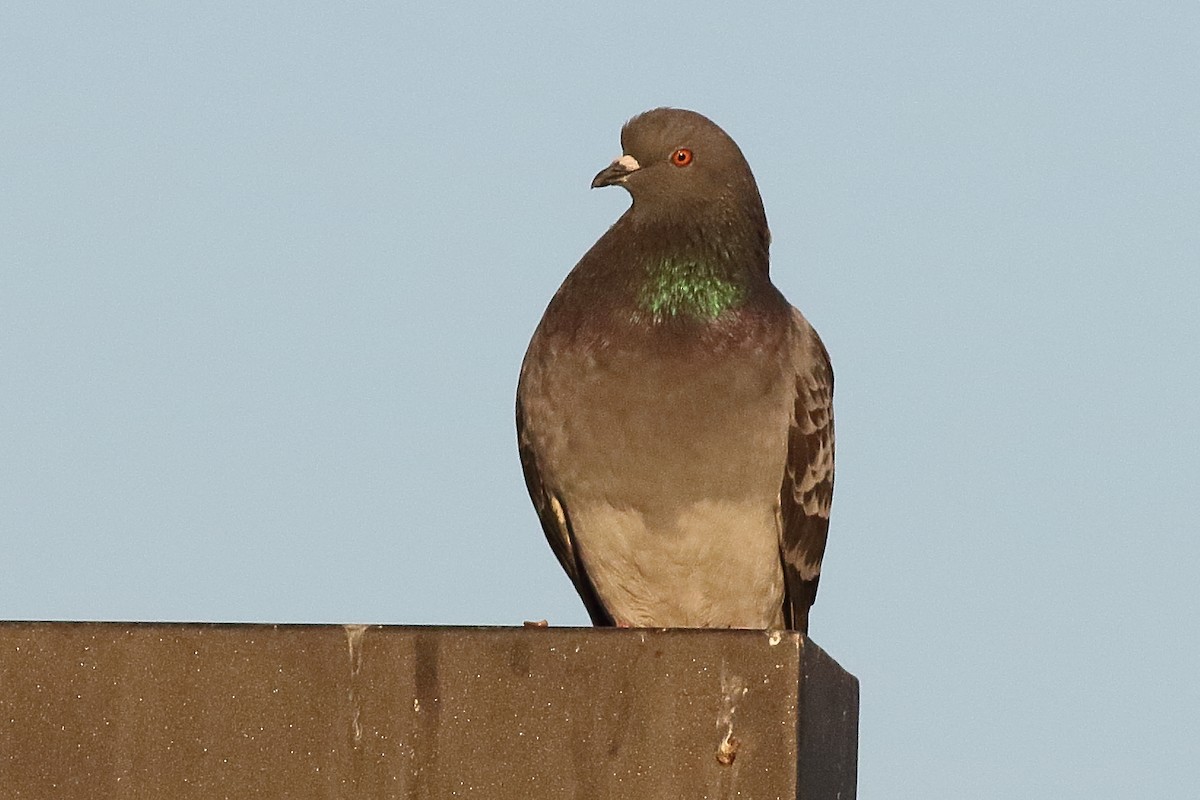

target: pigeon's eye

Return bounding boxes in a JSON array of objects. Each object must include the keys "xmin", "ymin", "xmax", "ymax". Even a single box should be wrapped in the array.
[{"xmin": 670, "ymin": 148, "xmax": 694, "ymax": 167}]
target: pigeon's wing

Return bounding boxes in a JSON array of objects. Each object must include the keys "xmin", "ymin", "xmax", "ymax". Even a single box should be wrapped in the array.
[
  {"xmin": 779, "ymin": 310, "xmax": 835, "ymax": 634},
  {"xmin": 515, "ymin": 394, "xmax": 614, "ymax": 626}
]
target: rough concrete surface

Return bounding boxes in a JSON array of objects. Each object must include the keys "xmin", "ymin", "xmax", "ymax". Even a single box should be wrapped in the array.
[{"xmin": 0, "ymin": 623, "xmax": 857, "ymax": 799}]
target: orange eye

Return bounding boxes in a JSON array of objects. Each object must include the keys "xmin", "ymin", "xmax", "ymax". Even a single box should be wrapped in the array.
[{"xmin": 670, "ymin": 148, "xmax": 693, "ymax": 167}]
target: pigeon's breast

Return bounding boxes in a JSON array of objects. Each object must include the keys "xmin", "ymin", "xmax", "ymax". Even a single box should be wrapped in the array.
[
  {"xmin": 559, "ymin": 347, "xmax": 787, "ymax": 505},
  {"xmin": 520, "ymin": 327, "xmax": 795, "ymax": 627}
]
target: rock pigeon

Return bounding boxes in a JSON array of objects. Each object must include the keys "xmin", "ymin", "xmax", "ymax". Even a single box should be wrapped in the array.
[{"xmin": 516, "ymin": 108, "xmax": 834, "ymax": 632}]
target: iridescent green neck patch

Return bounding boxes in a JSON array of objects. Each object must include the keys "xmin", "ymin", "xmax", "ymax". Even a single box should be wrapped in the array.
[{"xmin": 636, "ymin": 258, "xmax": 748, "ymax": 323}]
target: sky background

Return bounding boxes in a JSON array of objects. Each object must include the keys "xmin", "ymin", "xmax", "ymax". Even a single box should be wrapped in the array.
[{"xmin": 2, "ymin": 3, "xmax": 1198, "ymax": 797}]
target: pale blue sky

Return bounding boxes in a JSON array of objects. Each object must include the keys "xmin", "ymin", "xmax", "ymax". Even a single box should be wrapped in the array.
[{"xmin": 3, "ymin": 4, "xmax": 1198, "ymax": 797}]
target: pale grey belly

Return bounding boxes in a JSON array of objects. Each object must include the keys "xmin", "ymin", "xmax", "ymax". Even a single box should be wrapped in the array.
[
  {"xmin": 571, "ymin": 499, "xmax": 786, "ymax": 627},
  {"xmin": 531, "ymin": 349, "xmax": 793, "ymax": 627}
]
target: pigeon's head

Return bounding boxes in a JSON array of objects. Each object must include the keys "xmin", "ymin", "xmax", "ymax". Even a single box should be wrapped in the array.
[{"xmin": 591, "ymin": 108, "xmax": 766, "ymax": 225}]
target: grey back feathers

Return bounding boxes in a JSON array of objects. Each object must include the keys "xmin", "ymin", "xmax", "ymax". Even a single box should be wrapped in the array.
[{"xmin": 517, "ymin": 108, "xmax": 834, "ymax": 632}]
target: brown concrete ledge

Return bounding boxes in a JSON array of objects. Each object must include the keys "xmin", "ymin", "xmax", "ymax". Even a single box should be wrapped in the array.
[{"xmin": 0, "ymin": 622, "xmax": 857, "ymax": 799}]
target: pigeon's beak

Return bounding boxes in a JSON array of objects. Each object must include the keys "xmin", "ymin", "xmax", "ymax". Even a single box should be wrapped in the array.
[{"xmin": 591, "ymin": 154, "xmax": 641, "ymax": 188}]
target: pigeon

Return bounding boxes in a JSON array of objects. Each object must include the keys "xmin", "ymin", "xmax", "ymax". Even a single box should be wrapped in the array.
[{"xmin": 516, "ymin": 108, "xmax": 833, "ymax": 632}]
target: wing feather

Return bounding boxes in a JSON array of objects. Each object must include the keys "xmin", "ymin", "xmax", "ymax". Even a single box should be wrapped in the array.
[{"xmin": 779, "ymin": 311, "xmax": 835, "ymax": 633}]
